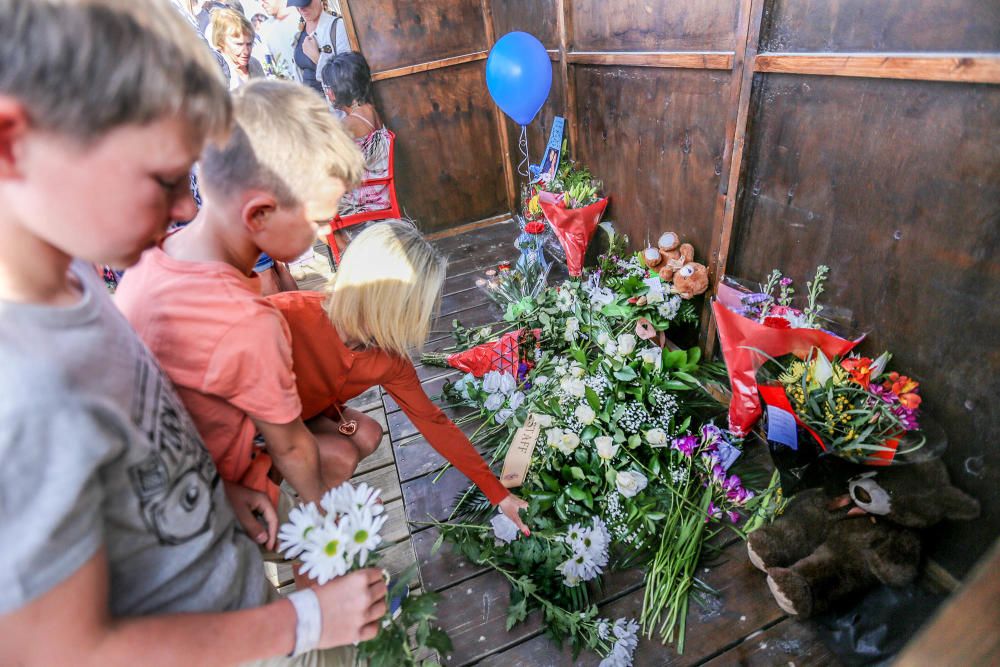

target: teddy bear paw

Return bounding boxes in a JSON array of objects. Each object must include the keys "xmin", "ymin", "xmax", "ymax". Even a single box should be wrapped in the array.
[{"xmin": 766, "ymin": 567, "xmax": 813, "ymax": 617}]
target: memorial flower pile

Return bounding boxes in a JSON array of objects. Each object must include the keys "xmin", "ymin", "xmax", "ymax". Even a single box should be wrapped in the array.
[
  {"xmin": 422, "ymin": 237, "xmax": 774, "ymax": 662},
  {"xmin": 278, "ymin": 482, "xmax": 451, "ymax": 666}
]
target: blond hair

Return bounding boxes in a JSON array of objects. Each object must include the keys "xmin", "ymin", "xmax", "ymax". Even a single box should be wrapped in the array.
[
  {"xmin": 0, "ymin": 0, "xmax": 230, "ymax": 145},
  {"xmin": 210, "ymin": 8, "xmax": 253, "ymax": 52},
  {"xmin": 325, "ymin": 221, "xmax": 447, "ymax": 358},
  {"xmin": 198, "ymin": 79, "xmax": 364, "ymax": 219}
]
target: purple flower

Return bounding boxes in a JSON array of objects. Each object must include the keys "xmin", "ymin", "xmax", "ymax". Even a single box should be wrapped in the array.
[
  {"xmin": 711, "ymin": 463, "xmax": 727, "ymax": 483},
  {"xmin": 701, "ymin": 452, "xmax": 720, "ymax": 470},
  {"xmin": 723, "ymin": 474, "xmax": 742, "ymax": 493},
  {"xmin": 780, "ymin": 277, "xmax": 793, "ymax": 287},
  {"xmin": 672, "ymin": 435, "xmax": 698, "ymax": 457},
  {"xmin": 742, "ymin": 292, "xmax": 771, "ymax": 305},
  {"xmin": 700, "ymin": 424, "xmax": 722, "ymax": 451},
  {"xmin": 706, "ymin": 502, "xmax": 722, "ymax": 523},
  {"xmin": 727, "ymin": 510, "xmax": 741, "ymax": 524}
]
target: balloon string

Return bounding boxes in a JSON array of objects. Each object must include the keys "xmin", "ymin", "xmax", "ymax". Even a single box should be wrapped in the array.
[{"xmin": 517, "ymin": 125, "xmax": 530, "ymax": 178}]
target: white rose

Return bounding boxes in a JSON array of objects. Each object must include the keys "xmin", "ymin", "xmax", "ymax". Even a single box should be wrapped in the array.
[
  {"xmin": 490, "ymin": 510, "xmax": 520, "ymax": 543},
  {"xmin": 558, "ymin": 431, "xmax": 581, "ymax": 454},
  {"xmin": 639, "ymin": 347, "xmax": 661, "ymax": 367},
  {"xmin": 595, "ymin": 436, "xmax": 619, "ymax": 460},
  {"xmin": 564, "ymin": 317, "xmax": 580, "ymax": 342},
  {"xmin": 604, "ymin": 341, "xmax": 618, "ymax": 357},
  {"xmin": 616, "ymin": 470, "xmax": 649, "ymax": 498},
  {"xmin": 546, "ymin": 428, "xmax": 564, "ymax": 449},
  {"xmin": 484, "ymin": 392, "xmax": 505, "ymax": 411},
  {"xmin": 645, "ymin": 428, "xmax": 668, "ymax": 446},
  {"xmin": 574, "ymin": 403, "xmax": 597, "ymax": 426},
  {"xmin": 569, "ymin": 363, "xmax": 585, "ymax": 378},
  {"xmin": 494, "ymin": 408, "xmax": 514, "ymax": 424},
  {"xmin": 498, "ymin": 372, "xmax": 517, "ymax": 395},
  {"xmin": 560, "ymin": 377, "xmax": 586, "ymax": 398},
  {"xmin": 508, "ymin": 391, "xmax": 526, "ymax": 410},
  {"xmin": 596, "ymin": 331, "xmax": 611, "ymax": 346},
  {"xmin": 616, "ymin": 334, "xmax": 637, "ymax": 356},
  {"xmin": 482, "ymin": 371, "xmax": 502, "ymax": 394},
  {"xmin": 533, "ymin": 414, "xmax": 554, "ymax": 428}
]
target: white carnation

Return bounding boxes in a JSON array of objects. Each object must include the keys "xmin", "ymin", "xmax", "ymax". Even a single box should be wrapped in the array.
[{"xmin": 574, "ymin": 403, "xmax": 597, "ymax": 426}]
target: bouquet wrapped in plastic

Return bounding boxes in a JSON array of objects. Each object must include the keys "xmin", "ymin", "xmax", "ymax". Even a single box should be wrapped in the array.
[
  {"xmin": 422, "ymin": 328, "xmax": 540, "ymax": 378},
  {"xmin": 756, "ymin": 349, "xmax": 935, "ymax": 494},
  {"xmin": 539, "ymin": 191, "xmax": 608, "ymax": 276},
  {"xmin": 712, "ymin": 266, "xmax": 863, "ymax": 435}
]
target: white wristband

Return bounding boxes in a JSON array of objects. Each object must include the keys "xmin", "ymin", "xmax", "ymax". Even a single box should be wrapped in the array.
[{"xmin": 287, "ymin": 588, "xmax": 322, "ymax": 657}]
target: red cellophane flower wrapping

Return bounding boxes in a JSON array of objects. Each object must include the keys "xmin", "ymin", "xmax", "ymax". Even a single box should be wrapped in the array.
[
  {"xmin": 538, "ymin": 191, "xmax": 608, "ymax": 276},
  {"xmin": 446, "ymin": 329, "xmax": 539, "ymax": 377},
  {"xmin": 713, "ymin": 281, "xmax": 863, "ymax": 436}
]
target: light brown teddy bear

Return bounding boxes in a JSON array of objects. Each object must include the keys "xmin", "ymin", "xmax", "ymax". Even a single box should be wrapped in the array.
[
  {"xmin": 642, "ymin": 232, "xmax": 694, "ymax": 281},
  {"xmin": 672, "ymin": 261, "xmax": 709, "ymax": 299}
]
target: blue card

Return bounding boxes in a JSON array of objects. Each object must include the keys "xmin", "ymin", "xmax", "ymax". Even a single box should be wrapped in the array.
[
  {"xmin": 715, "ymin": 442, "xmax": 742, "ymax": 471},
  {"xmin": 766, "ymin": 404, "xmax": 799, "ymax": 450}
]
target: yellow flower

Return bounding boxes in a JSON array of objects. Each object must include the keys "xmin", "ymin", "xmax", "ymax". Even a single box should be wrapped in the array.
[
  {"xmin": 528, "ymin": 194, "xmax": 541, "ymax": 216},
  {"xmin": 779, "ymin": 361, "xmax": 806, "ymax": 385}
]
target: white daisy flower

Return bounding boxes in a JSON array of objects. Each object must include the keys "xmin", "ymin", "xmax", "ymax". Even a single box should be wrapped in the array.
[
  {"xmin": 342, "ymin": 507, "xmax": 386, "ymax": 566},
  {"xmin": 277, "ymin": 502, "xmax": 323, "ymax": 559},
  {"xmin": 299, "ymin": 524, "xmax": 350, "ymax": 584}
]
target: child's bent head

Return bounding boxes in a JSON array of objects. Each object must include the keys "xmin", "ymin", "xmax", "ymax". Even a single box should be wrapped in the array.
[
  {"xmin": 198, "ymin": 79, "xmax": 365, "ymax": 262},
  {"xmin": 0, "ymin": 0, "xmax": 231, "ymax": 268},
  {"xmin": 326, "ymin": 221, "xmax": 447, "ymax": 357}
]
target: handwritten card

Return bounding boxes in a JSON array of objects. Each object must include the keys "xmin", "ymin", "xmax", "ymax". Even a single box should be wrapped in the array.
[
  {"xmin": 766, "ymin": 404, "xmax": 799, "ymax": 450},
  {"xmin": 500, "ymin": 413, "xmax": 543, "ymax": 488}
]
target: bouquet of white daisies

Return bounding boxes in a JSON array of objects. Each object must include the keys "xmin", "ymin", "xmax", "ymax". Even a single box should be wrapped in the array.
[{"xmin": 278, "ymin": 482, "xmax": 451, "ymax": 666}]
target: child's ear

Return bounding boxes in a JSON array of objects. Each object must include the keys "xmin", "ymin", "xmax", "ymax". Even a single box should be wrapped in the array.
[
  {"xmin": 241, "ymin": 193, "xmax": 278, "ymax": 234},
  {"xmin": 0, "ymin": 96, "xmax": 29, "ymax": 179}
]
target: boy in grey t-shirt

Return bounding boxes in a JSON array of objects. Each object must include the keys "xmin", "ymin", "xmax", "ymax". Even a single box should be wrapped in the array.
[{"xmin": 0, "ymin": 2, "xmax": 385, "ymax": 665}]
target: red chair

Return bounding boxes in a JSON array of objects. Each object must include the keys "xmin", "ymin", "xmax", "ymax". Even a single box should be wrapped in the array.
[{"xmin": 325, "ymin": 128, "xmax": 401, "ymax": 263}]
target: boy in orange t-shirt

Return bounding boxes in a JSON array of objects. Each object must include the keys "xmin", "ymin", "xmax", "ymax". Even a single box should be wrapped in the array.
[{"xmin": 116, "ymin": 79, "xmax": 377, "ymax": 512}]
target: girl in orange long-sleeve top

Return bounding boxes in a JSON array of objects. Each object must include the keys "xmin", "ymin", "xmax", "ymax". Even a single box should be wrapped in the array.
[{"xmin": 269, "ymin": 221, "xmax": 531, "ymax": 534}]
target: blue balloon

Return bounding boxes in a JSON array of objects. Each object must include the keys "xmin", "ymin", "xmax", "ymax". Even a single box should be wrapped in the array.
[{"xmin": 486, "ymin": 31, "xmax": 552, "ymax": 126}]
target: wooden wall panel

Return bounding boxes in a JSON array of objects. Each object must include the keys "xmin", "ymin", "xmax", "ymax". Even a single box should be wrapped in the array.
[
  {"xmin": 373, "ymin": 61, "xmax": 507, "ymax": 232},
  {"xmin": 573, "ymin": 65, "xmax": 730, "ymax": 257},
  {"xmin": 490, "ymin": 0, "xmax": 559, "ymax": 48},
  {"xmin": 570, "ymin": 0, "xmax": 741, "ymax": 52},
  {"xmin": 350, "ymin": 0, "xmax": 488, "ymax": 72},
  {"xmin": 761, "ymin": 0, "xmax": 1000, "ymax": 53},
  {"xmin": 730, "ymin": 73, "xmax": 1000, "ymax": 575}
]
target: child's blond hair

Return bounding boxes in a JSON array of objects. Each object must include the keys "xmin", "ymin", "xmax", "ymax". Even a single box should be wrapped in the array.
[
  {"xmin": 326, "ymin": 221, "xmax": 447, "ymax": 357},
  {"xmin": 210, "ymin": 8, "xmax": 254, "ymax": 52},
  {"xmin": 199, "ymin": 79, "xmax": 364, "ymax": 220},
  {"xmin": 0, "ymin": 0, "xmax": 230, "ymax": 145}
]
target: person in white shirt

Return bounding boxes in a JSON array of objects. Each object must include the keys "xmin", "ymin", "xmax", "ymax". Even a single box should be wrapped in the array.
[{"xmin": 259, "ymin": 0, "xmax": 301, "ymax": 80}]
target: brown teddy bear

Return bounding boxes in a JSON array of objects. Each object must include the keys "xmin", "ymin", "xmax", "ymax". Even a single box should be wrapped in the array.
[
  {"xmin": 746, "ymin": 459, "xmax": 979, "ymax": 618},
  {"xmin": 642, "ymin": 232, "xmax": 694, "ymax": 281},
  {"xmin": 671, "ymin": 261, "xmax": 709, "ymax": 299}
]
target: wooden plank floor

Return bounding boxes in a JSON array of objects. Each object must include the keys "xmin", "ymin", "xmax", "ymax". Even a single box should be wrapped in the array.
[{"xmin": 277, "ymin": 224, "xmax": 840, "ymax": 665}]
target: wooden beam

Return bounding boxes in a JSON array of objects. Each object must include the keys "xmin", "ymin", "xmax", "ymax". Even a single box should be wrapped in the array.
[
  {"xmin": 557, "ymin": 0, "xmax": 579, "ymax": 157},
  {"xmin": 371, "ymin": 51, "xmax": 488, "ymax": 82},
  {"xmin": 479, "ymin": 0, "xmax": 517, "ymax": 215},
  {"xmin": 424, "ymin": 213, "xmax": 511, "ymax": 241},
  {"xmin": 566, "ymin": 50, "xmax": 735, "ymax": 70},
  {"xmin": 700, "ymin": 0, "xmax": 766, "ymax": 355},
  {"xmin": 337, "ymin": 0, "xmax": 362, "ymax": 52},
  {"xmin": 755, "ymin": 52, "xmax": 1000, "ymax": 85}
]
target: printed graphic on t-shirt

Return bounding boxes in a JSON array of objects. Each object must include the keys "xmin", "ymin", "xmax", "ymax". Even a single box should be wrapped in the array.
[{"xmin": 128, "ymin": 343, "xmax": 220, "ymax": 546}]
